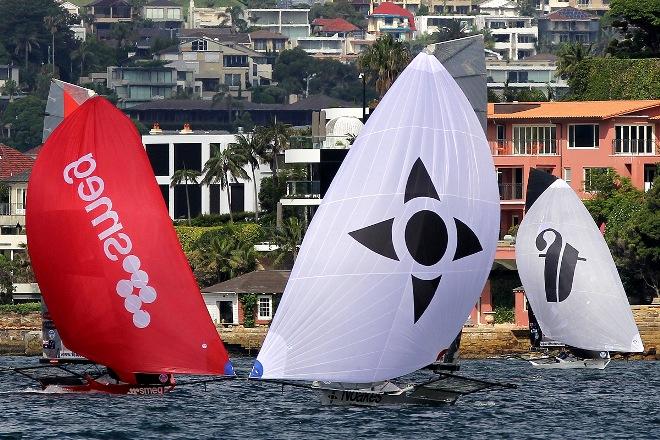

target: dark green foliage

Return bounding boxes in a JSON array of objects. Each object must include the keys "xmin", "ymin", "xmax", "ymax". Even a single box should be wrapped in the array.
[
  {"xmin": 0, "ymin": 302, "xmax": 40, "ymax": 314},
  {"xmin": 568, "ymin": 58, "xmax": 660, "ymax": 100},
  {"xmin": 607, "ymin": 0, "xmax": 660, "ymax": 57},
  {"xmin": 494, "ymin": 307, "xmax": 515, "ymax": 324},
  {"xmin": 502, "ymin": 87, "xmax": 548, "ymax": 102},
  {"xmin": 0, "ymin": 44, "xmax": 10, "ymax": 64},
  {"xmin": 239, "ymin": 294, "xmax": 257, "ymax": 327},
  {"xmin": 0, "ymin": 0, "xmax": 79, "ymax": 83},
  {"xmin": 0, "ymin": 256, "xmax": 16, "ymax": 304},
  {"xmin": 186, "ymin": 212, "xmax": 261, "ymax": 227},
  {"xmin": 1, "ymin": 95, "xmax": 45, "ymax": 151},
  {"xmin": 490, "ymin": 269, "xmax": 521, "ymax": 309},
  {"xmin": 258, "ymin": 174, "xmax": 287, "ymax": 214},
  {"xmin": 251, "ymin": 85, "xmax": 287, "ymax": 104}
]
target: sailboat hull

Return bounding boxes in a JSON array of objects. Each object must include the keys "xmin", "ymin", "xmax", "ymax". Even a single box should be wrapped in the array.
[
  {"xmin": 41, "ymin": 376, "xmax": 176, "ymax": 395},
  {"xmin": 529, "ymin": 357, "xmax": 610, "ymax": 370},
  {"xmin": 316, "ymin": 387, "xmax": 457, "ymax": 406}
]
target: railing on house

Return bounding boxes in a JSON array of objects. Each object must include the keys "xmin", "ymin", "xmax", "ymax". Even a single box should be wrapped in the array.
[
  {"xmin": 0, "ymin": 203, "xmax": 26, "ymax": 216},
  {"xmin": 499, "ymin": 183, "xmax": 523, "ymax": 200},
  {"xmin": 612, "ymin": 139, "xmax": 657, "ymax": 155},
  {"xmin": 284, "ymin": 181, "xmax": 321, "ymax": 198},
  {"xmin": 490, "ymin": 139, "xmax": 558, "ymax": 155},
  {"xmin": 289, "ymin": 135, "xmax": 356, "ymax": 149}
]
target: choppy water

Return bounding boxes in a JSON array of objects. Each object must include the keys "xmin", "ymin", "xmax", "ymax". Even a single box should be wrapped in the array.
[{"xmin": 0, "ymin": 356, "xmax": 657, "ymax": 440}]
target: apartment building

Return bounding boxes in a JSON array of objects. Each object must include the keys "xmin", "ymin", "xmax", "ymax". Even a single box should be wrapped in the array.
[
  {"xmin": 487, "ymin": 100, "xmax": 660, "ymax": 240},
  {"xmin": 142, "ymin": 0, "xmax": 185, "ymax": 29},
  {"xmin": 537, "ymin": 6, "xmax": 600, "ymax": 49},
  {"xmin": 487, "ymin": 53, "xmax": 569, "ymax": 98},
  {"xmin": 107, "ymin": 66, "xmax": 178, "ymax": 108},
  {"xmin": 367, "ymin": 2, "xmax": 416, "ymax": 42},
  {"xmin": 246, "ymin": 9, "xmax": 311, "ymax": 46},
  {"xmin": 86, "ymin": 0, "xmax": 134, "ymax": 40},
  {"xmin": 486, "ymin": 15, "xmax": 537, "ymax": 60}
]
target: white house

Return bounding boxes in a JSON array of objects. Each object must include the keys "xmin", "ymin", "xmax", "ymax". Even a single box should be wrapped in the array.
[
  {"xmin": 246, "ymin": 8, "xmax": 311, "ymax": 46},
  {"xmin": 142, "ymin": 130, "xmax": 272, "ymax": 220}
]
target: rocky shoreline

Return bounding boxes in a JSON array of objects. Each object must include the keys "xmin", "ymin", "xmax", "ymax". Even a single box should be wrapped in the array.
[{"xmin": 2, "ymin": 305, "xmax": 658, "ymax": 359}]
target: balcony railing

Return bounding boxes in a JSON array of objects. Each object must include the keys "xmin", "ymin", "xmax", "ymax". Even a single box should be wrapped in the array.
[
  {"xmin": 289, "ymin": 135, "xmax": 357, "ymax": 150},
  {"xmin": 612, "ymin": 139, "xmax": 657, "ymax": 155},
  {"xmin": 491, "ymin": 140, "xmax": 558, "ymax": 156},
  {"xmin": 0, "ymin": 203, "xmax": 26, "ymax": 216},
  {"xmin": 285, "ymin": 181, "xmax": 320, "ymax": 198},
  {"xmin": 499, "ymin": 183, "xmax": 523, "ymax": 200}
]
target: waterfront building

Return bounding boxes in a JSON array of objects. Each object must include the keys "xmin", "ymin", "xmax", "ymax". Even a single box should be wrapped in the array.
[
  {"xmin": 367, "ymin": 2, "xmax": 416, "ymax": 42},
  {"xmin": 155, "ymin": 37, "xmax": 272, "ymax": 100},
  {"xmin": 478, "ymin": 0, "xmax": 519, "ymax": 17},
  {"xmin": 250, "ymin": 30, "xmax": 290, "ymax": 60},
  {"xmin": 142, "ymin": 130, "xmax": 272, "ymax": 220},
  {"xmin": 537, "ymin": 7, "xmax": 600, "ymax": 49},
  {"xmin": 414, "ymin": 15, "xmax": 477, "ymax": 36},
  {"xmin": 485, "ymin": 15, "xmax": 537, "ymax": 60},
  {"xmin": 246, "ymin": 8, "xmax": 311, "ymax": 46},
  {"xmin": 86, "ymin": 0, "xmax": 134, "ymax": 40},
  {"xmin": 106, "ymin": 66, "xmax": 178, "ymax": 109},
  {"xmin": 487, "ymin": 53, "xmax": 568, "ymax": 99},
  {"xmin": 0, "ymin": 65, "xmax": 19, "ymax": 91},
  {"xmin": 202, "ymin": 270, "xmax": 290, "ymax": 327},
  {"xmin": 142, "ymin": 0, "xmax": 185, "ymax": 29}
]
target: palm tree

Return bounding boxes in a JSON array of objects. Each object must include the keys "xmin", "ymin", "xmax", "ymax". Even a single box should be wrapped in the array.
[
  {"xmin": 72, "ymin": 41, "xmax": 95, "ymax": 77},
  {"xmin": 0, "ymin": 80, "xmax": 19, "ymax": 102},
  {"xmin": 229, "ymin": 131, "xmax": 268, "ymax": 221},
  {"xmin": 229, "ymin": 243, "xmax": 258, "ymax": 277},
  {"xmin": 170, "ymin": 165, "xmax": 201, "ymax": 225},
  {"xmin": 272, "ymin": 217, "xmax": 304, "ymax": 267},
  {"xmin": 202, "ymin": 144, "xmax": 250, "ymax": 223},
  {"xmin": 556, "ymin": 43, "xmax": 593, "ymax": 80},
  {"xmin": 44, "ymin": 15, "xmax": 63, "ymax": 67},
  {"xmin": 13, "ymin": 33, "xmax": 40, "ymax": 70},
  {"xmin": 358, "ymin": 35, "xmax": 411, "ymax": 98},
  {"xmin": 260, "ymin": 121, "xmax": 291, "ymax": 177}
]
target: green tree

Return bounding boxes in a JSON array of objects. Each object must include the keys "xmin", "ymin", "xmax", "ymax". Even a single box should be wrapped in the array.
[
  {"xmin": 230, "ymin": 132, "xmax": 268, "ymax": 221},
  {"xmin": 0, "ymin": 79, "xmax": 19, "ymax": 101},
  {"xmin": 1, "ymin": 95, "xmax": 45, "ymax": 151},
  {"xmin": 517, "ymin": 0, "xmax": 536, "ymax": 16},
  {"xmin": 556, "ymin": 43, "xmax": 593, "ymax": 80},
  {"xmin": 171, "ymin": 166, "xmax": 201, "ymax": 226},
  {"xmin": 43, "ymin": 15, "xmax": 64, "ymax": 68},
  {"xmin": 12, "ymin": 33, "xmax": 41, "ymax": 71},
  {"xmin": 258, "ymin": 172, "xmax": 287, "ymax": 214},
  {"xmin": 0, "ymin": 44, "xmax": 10, "ymax": 64},
  {"xmin": 309, "ymin": 0, "xmax": 366, "ymax": 28},
  {"xmin": 0, "ymin": 256, "xmax": 16, "ymax": 304},
  {"xmin": 272, "ymin": 217, "xmax": 304, "ymax": 267},
  {"xmin": 202, "ymin": 144, "xmax": 250, "ymax": 223},
  {"xmin": 418, "ymin": 4, "xmax": 430, "ymax": 15},
  {"xmin": 607, "ymin": 0, "xmax": 660, "ymax": 57},
  {"xmin": 72, "ymin": 40, "xmax": 95, "ymax": 78},
  {"xmin": 358, "ymin": 35, "xmax": 412, "ymax": 98}
]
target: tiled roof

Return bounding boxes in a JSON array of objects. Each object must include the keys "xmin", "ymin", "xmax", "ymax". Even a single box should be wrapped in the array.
[
  {"xmin": 520, "ymin": 53, "xmax": 558, "ymax": 62},
  {"xmin": 249, "ymin": 30, "xmax": 288, "ymax": 40},
  {"xmin": 488, "ymin": 100, "xmax": 660, "ymax": 120},
  {"xmin": 0, "ymin": 144, "xmax": 35, "ymax": 180},
  {"xmin": 2, "ymin": 169, "xmax": 30, "ymax": 183},
  {"xmin": 545, "ymin": 6, "xmax": 597, "ymax": 21},
  {"xmin": 202, "ymin": 270, "xmax": 290, "ymax": 294},
  {"xmin": 371, "ymin": 2, "xmax": 416, "ymax": 30},
  {"xmin": 312, "ymin": 18, "xmax": 360, "ymax": 33}
]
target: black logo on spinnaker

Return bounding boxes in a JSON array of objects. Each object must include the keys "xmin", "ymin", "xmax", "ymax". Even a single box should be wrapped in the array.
[
  {"xmin": 536, "ymin": 228, "xmax": 586, "ymax": 303},
  {"xmin": 349, "ymin": 158, "xmax": 483, "ymax": 323}
]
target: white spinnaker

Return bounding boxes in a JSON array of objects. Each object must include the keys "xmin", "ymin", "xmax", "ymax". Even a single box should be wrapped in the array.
[
  {"xmin": 516, "ymin": 179, "xmax": 644, "ymax": 353},
  {"xmin": 254, "ymin": 53, "xmax": 499, "ymax": 382}
]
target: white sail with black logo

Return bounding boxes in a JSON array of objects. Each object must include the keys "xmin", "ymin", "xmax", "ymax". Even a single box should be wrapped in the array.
[
  {"xmin": 250, "ymin": 52, "xmax": 500, "ymax": 383},
  {"xmin": 516, "ymin": 169, "xmax": 644, "ymax": 353}
]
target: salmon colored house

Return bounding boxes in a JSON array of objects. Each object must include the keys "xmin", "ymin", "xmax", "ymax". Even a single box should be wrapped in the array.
[{"xmin": 479, "ymin": 100, "xmax": 660, "ymax": 327}]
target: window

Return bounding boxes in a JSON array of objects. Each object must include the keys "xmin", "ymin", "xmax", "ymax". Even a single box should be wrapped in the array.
[
  {"xmin": 223, "ymin": 55, "xmax": 248, "ymax": 67},
  {"xmin": 559, "ymin": 34, "xmax": 569, "ymax": 43},
  {"xmin": 563, "ymin": 167, "xmax": 572, "ymax": 185},
  {"xmin": 224, "ymin": 74, "xmax": 241, "ymax": 86},
  {"xmin": 145, "ymin": 8, "xmax": 164, "ymax": 19},
  {"xmin": 384, "ymin": 17, "xmax": 393, "ymax": 25},
  {"xmin": 614, "ymin": 125, "xmax": 654, "ymax": 154},
  {"xmin": 16, "ymin": 188, "xmax": 27, "ymax": 214},
  {"xmin": 518, "ymin": 35, "xmax": 534, "ymax": 43},
  {"xmin": 167, "ymin": 8, "xmax": 181, "ymax": 19},
  {"xmin": 507, "ymin": 71, "xmax": 528, "ymax": 82},
  {"xmin": 569, "ymin": 124, "xmax": 599, "ymax": 148},
  {"xmin": 255, "ymin": 40, "xmax": 267, "ymax": 50},
  {"xmin": 583, "ymin": 167, "xmax": 609, "ymax": 192},
  {"xmin": 257, "ymin": 296, "xmax": 272, "ymax": 320},
  {"xmin": 177, "ymin": 71, "xmax": 187, "ymax": 81},
  {"xmin": 513, "ymin": 125, "xmax": 556, "ymax": 155},
  {"xmin": 191, "ymin": 40, "xmax": 207, "ymax": 51}
]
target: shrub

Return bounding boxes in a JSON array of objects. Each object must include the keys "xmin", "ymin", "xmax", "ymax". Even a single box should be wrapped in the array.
[
  {"xmin": 0, "ymin": 302, "xmax": 41, "ymax": 315},
  {"xmin": 494, "ymin": 307, "xmax": 515, "ymax": 324}
]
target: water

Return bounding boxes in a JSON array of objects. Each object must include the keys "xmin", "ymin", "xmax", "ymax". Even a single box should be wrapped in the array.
[{"xmin": 0, "ymin": 356, "xmax": 657, "ymax": 440}]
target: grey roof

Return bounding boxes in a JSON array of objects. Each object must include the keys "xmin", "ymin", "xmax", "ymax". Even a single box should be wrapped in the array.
[
  {"xmin": 202, "ymin": 270, "xmax": 290, "ymax": 294},
  {"xmin": 1, "ymin": 169, "xmax": 30, "ymax": 183},
  {"xmin": 521, "ymin": 53, "xmax": 558, "ymax": 62},
  {"xmin": 129, "ymin": 95, "xmax": 358, "ymax": 112}
]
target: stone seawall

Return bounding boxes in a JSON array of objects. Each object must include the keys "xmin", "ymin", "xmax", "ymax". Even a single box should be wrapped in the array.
[{"xmin": 2, "ymin": 305, "xmax": 659, "ymax": 359}]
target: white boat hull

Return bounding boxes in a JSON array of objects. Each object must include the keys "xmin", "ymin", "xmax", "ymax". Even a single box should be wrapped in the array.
[
  {"xmin": 316, "ymin": 386, "xmax": 456, "ymax": 407},
  {"xmin": 530, "ymin": 357, "xmax": 610, "ymax": 370}
]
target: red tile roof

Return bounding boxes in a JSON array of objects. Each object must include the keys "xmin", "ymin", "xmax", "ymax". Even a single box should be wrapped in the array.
[
  {"xmin": 0, "ymin": 144, "xmax": 35, "ymax": 180},
  {"xmin": 545, "ymin": 6, "xmax": 597, "ymax": 21},
  {"xmin": 488, "ymin": 100, "xmax": 660, "ymax": 120},
  {"xmin": 371, "ymin": 2, "xmax": 416, "ymax": 31},
  {"xmin": 312, "ymin": 18, "xmax": 360, "ymax": 33}
]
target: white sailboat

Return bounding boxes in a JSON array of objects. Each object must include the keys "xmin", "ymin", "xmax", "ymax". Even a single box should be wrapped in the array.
[
  {"xmin": 516, "ymin": 169, "xmax": 645, "ymax": 369},
  {"xmin": 249, "ymin": 51, "xmax": 512, "ymax": 405}
]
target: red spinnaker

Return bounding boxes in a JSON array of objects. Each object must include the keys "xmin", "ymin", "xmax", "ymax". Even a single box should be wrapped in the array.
[{"xmin": 27, "ymin": 97, "xmax": 231, "ymax": 381}]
